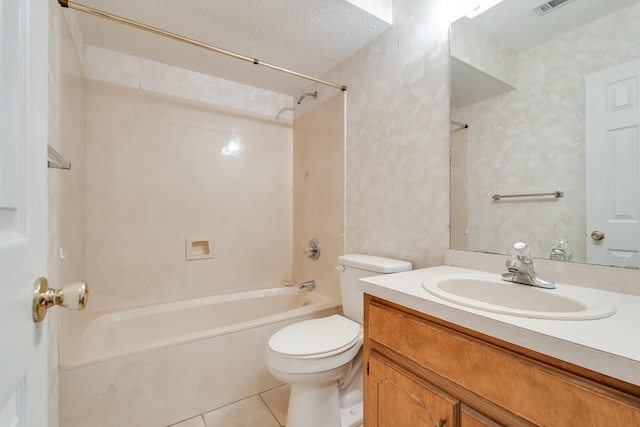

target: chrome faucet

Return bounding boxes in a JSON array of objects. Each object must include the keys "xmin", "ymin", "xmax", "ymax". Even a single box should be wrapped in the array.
[
  {"xmin": 502, "ymin": 242, "xmax": 555, "ymax": 289},
  {"xmin": 298, "ymin": 280, "xmax": 316, "ymax": 290}
]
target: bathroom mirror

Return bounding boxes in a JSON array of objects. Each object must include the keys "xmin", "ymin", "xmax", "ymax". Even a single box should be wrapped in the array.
[{"xmin": 450, "ymin": 0, "xmax": 640, "ymax": 268}]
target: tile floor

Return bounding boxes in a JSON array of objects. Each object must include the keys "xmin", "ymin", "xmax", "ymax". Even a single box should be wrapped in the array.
[
  {"xmin": 168, "ymin": 384, "xmax": 364, "ymax": 427},
  {"xmin": 168, "ymin": 385, "xmax": 290, "ymax": 427}
]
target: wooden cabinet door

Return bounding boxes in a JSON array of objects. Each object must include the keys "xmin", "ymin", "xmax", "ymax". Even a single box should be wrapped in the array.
[
  {"xmin": 366, "ymin": 354, "xmax": 458, "ymax": 427},
  {"xmin": 460, "ymin": 405, "xmax": 503, "ymax": 427}
]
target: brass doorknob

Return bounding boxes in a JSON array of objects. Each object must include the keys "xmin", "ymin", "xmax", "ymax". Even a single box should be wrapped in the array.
[
  {"xmin": 32, "ymin": 277, "xmax": 88, "ymax": 323},
  {"xmin": 591, "ymin": 230, "xmax": 605, "ymax": 241}
]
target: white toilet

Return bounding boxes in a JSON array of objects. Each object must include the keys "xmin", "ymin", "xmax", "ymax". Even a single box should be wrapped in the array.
[{"xmin": 265, "ymin": 254, "xmax": 412, "ymax": 427}]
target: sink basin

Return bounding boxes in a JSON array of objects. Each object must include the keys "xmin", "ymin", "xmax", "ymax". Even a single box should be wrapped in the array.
[{"xmin": 422, "ymin": 275, "xmax": 616, "ymax": 320}]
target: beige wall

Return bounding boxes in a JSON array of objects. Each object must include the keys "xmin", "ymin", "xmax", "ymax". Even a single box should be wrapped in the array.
[
  {"xmin": 83, "ymin": 80, "xmax": 293, "ymax": 313},
  {"xmin": 292, "ymin": 92, "xmax": 345, "ymax": 302},
  {"xmin": 58, "ymin": 11, "xmax": 87, "ymax": 359},
  {"xmin": 47, "ymin": 5, "xmax": 61, "ymax": 427},
  {"xmin": 451, "ymin": 17, "xmax": 518, "ymax": 88},
  {"xmin": 49, "ymin": 7, "xmax": 87, "ymax": 427},
  {"xmin": 322, "ymin": 0, "xmax": 456, "ymax": 268}
]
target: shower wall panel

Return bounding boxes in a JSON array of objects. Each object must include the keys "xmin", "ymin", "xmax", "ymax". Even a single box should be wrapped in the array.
[
  {"xmin": 292, "ymin": 91, "xmax": 345, "ymax": 302},
  {"xmin": 84, "ymin": 78, "xmax": 293, "ymax": 313}
]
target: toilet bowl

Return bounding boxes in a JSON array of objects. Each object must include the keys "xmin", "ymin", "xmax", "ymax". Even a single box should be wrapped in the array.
[
  {"xmin": 265, "ymin": 315, "xmax": 364, "ymax": 427},
  {"xmin": 264, "ymin": 254, "xmax": 412, "ymax": 427}
]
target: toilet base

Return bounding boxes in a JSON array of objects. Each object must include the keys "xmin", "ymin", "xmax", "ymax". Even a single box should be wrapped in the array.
[
  {"xmin": 286, "ymin": 382, "xmax": 341, "ymax": 427},
  {"xmin": 285, "ymin": 385, "xmax": 363, "ymax": 427},
  {"xmin": 340, "ymin": 393, "xmax": 362, "ymax": 427}
]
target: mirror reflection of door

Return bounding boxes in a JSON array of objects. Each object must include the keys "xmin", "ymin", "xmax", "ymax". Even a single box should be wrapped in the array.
[{"xmin": 586, "ymin": 59, "xmax": 640, "ymax": 267}]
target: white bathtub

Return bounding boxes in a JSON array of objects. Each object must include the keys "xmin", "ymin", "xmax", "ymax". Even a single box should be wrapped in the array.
[{"xmin": 59, "ymin": 287, "xmax": 340, "ymax": 427}]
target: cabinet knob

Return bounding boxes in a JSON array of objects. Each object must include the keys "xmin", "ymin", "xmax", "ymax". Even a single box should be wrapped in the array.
[{"xmin": 438, "ymin": 418, "xmax": 447, "ymax": 427}]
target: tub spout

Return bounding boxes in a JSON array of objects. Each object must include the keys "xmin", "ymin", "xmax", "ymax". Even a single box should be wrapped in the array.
[{"xmin": 299, "ymin": 280, "xmax": 316, "ymax": 290}]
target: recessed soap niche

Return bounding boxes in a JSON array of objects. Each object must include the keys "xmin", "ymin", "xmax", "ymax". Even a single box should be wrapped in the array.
[{"xmin": 185, "ymin": 238, "xmax": 214, "ymax": 261}]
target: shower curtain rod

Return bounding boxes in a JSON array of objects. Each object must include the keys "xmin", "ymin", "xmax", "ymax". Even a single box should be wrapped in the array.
[{"xmin": 58, "ymin": 0, "xmax": 347, "ymax": 92}]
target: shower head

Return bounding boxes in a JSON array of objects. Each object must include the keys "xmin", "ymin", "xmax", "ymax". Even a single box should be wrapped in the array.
[{"xmin": 297, "ymin": 91, "xmax": 318, "ymax": 104}]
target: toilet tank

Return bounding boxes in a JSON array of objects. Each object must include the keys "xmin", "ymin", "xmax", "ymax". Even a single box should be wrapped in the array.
[{"xmin": 337, "ymin": 254, "xmax": 412, "ymax": 323}]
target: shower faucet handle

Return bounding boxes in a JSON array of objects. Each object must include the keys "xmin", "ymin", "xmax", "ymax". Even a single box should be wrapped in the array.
[{"xmin": 303, "ymin": 239, "xmax": 321, "ymax": 260}]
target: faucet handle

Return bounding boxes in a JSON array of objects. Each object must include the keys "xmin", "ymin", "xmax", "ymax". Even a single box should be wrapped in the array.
[
  {"xmin": 511, "ymin": 242, "xmax": 532, "ymax": 263},
  {"xmin": 303, "ymin": 239, "xmax": 320, "ymax": 260}
]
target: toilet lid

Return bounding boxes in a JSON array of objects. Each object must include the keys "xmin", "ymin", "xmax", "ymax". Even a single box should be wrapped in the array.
[{"xmin": 268, "ymin": 314, "xmax": 361, "ymax": 358}]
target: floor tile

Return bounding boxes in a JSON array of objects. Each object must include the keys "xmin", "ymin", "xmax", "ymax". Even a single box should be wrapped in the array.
[
  {"xmin": 202, "ymin": 396, "xmax": 280, "ymax": 427},
  {"xmin": 259, "ymin": 384, "xmax": 290, "ymax": 426},
  {"xmin": 167, "ymin": 415, "xmax": 206, "ymax": 427}
]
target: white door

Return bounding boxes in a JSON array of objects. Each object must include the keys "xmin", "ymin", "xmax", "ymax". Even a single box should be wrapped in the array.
[
  {"xmin": 586, "ymin": 59, "xmax": 640, "ymax": 267},
  {"xmin": 0, "ymin": 0, "xmax": 50, "ymax": 425}
]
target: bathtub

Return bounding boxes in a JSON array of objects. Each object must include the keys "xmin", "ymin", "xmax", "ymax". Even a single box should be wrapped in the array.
[{"xmin": 59, "ymin": 287, "xmax": 340, "ymax": 427}]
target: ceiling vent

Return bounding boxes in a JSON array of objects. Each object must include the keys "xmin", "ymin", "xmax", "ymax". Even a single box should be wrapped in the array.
[{"xmin": 533, "ymin": 0, "xmax": 577, "ymax": 16}]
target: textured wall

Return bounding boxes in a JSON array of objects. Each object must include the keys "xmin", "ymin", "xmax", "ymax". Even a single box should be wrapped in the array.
[
  {"xmin": 452, "ymin": 3, "xmax": 640, "ymax": 261},
  {"xmin": 83, "ymin": 53, "xmax": 294, "ymax": 313},
  {"xmin": 451, "ymin": 16, "xmax": 517, "ymax": 87},
  {"xmin": 321, "ymin": 0, "xmax": 459, "ymax": 268}
]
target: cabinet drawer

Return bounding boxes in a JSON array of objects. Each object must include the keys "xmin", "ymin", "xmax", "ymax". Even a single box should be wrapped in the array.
[{"xmin": 368, "ymin": 300, "xmax": 640, "ymax": 426}]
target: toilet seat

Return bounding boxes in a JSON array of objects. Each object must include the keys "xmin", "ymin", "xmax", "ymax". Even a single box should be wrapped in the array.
[{"xmin": 268, "ymin": 314, "xmax": 360, "ymax": 359}]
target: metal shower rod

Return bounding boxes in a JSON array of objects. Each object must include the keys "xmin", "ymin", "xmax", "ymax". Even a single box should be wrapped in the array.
[{"xmin": 58, "ymin": 0, "xmax": 348, "ymax": 92}]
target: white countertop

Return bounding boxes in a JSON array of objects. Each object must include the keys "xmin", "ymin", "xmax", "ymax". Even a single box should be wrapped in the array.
[{"xmin": 358, "ymin": 265, "xmax": 640, "ymax": 387}]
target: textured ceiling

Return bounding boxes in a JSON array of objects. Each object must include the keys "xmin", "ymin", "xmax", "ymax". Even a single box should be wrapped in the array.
[{"xmin": 72, "ymin": 0, "xmax": 391, "ymax": 96}]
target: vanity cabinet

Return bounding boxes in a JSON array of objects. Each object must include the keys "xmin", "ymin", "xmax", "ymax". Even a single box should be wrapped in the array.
[
  {"xmin": 368, "ymin": 354, "xmax": 456, "ymax": 427},
  {"xmin": 363, "ymin": 295, "xmax": 640, "ymax": 426}
]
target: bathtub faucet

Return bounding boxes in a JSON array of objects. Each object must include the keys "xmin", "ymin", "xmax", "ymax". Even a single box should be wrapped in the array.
[{"xmin": 298, "ymin": 280, "xmax": 316, "ymax": 290}]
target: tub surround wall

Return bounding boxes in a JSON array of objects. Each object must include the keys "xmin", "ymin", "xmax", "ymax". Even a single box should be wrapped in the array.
[
  {"xmin": 58, "ymin": 11, "xmax": 88, "ymax": 362},
  {"xmin": 292, "ymin": 91, "xmax": 345, "ymax": 302},
  {"xmin": 84, "ymin": 75, "xmax": 293, "ymax": 313},
  {"xmin": 451, "ymin": 3, "xmax": 640, "ymax": 260},
  {"xmin": 47, "ymin": 4, "xmax": 61, "ymax": 427}
]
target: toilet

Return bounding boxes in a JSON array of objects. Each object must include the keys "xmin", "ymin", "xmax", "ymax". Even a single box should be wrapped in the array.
[{"xmin": 265, "ymin": 254, "xmax": 412, "ymax": 427}]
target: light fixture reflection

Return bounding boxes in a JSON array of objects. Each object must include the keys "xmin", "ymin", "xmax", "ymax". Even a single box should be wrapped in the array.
[{"xmin": 221, "ymin": 140, "xmax": 241, "ymax": 157}]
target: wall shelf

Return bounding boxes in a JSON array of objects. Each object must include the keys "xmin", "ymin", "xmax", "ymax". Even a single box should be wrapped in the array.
[{"xmin": 48, "ymin": 144, "xmax": 71, "ymax": 170}]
